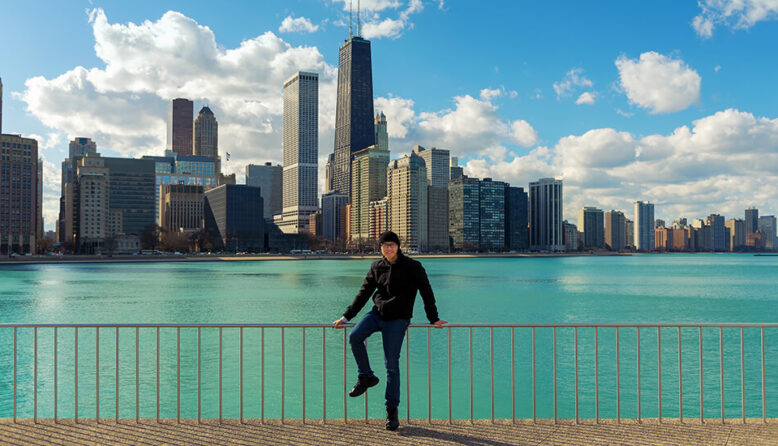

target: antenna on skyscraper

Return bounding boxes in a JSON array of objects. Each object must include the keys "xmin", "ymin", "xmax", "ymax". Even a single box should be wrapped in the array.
[
  {"xmin": 349, "ymin": 0, "xmax": 353, "ymax": 38},
  {"xmin": 357, "ymin": 0, "xmax": 361, "ymax": 37}
]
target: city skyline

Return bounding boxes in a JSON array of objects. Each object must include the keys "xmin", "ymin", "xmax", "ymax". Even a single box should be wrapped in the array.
[{"xmin": 2, "ymin": 2, "xmax": 778, "ymax": 230}]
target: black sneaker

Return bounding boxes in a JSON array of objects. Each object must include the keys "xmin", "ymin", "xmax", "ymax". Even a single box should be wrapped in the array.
[
  {"xmin": 348, "ymin": 375, "xmax": 379, "ymax": 397},
  {"xmin": 385, "ymin": 407, "xmax": 399, "ymax": 431}
]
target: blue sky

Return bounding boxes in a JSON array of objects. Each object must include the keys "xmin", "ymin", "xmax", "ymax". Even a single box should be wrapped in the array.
[{"xmin": 2, "ymin": 0, "xmax": 778, "ymax": 230}]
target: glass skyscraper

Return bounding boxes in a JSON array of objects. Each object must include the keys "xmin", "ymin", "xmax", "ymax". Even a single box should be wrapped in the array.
[{"xmin": 333, "ymin": 35, "xmax": 375, "ymax": 198}]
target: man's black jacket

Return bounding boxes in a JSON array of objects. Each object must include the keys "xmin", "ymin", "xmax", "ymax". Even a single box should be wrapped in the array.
[{"xmin": 343, "ymin": 251, "xmax": 440, "ymax": 323}]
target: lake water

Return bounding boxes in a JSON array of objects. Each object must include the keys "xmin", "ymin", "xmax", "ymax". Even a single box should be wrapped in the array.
[{"xmin": 1, "ymin": 254, "xmax": 777, "ymax": 421}]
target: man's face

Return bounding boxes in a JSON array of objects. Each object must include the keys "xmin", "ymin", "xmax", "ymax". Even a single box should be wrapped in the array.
[{"xmin": 381, "ymin": 242, "xmax": 398, "ymax": 260}]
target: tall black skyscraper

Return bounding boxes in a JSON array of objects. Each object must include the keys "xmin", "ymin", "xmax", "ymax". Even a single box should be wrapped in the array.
[{"xmin": 333, "ymin": 35, "xmax": 375, "ymax": 199}]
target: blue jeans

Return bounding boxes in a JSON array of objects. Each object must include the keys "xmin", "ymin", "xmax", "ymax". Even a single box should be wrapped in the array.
[{"xmin": 349, "ymin": 310, "xmax": 411, "ymax": 409}]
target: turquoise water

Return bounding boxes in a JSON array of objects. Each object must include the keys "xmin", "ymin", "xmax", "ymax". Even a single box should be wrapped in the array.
[{"xmin": 1, "ymin": 254, "xmax": 777, "ymax": 420}]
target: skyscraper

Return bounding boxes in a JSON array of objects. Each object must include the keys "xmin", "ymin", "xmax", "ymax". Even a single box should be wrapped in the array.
[
  {"xmin": 276, "ymin": 72, "xmax": 319, "ymax": 234},
  {"xmin": 449, "ymin": 157, "xmax": 464, "ymax": 180},
  {"xmin": 725, "ymin": 218, "xmax": 745, "ymax": 251},
  {"xmin": 387, "ymin": 152, "xmax": 428, "ymax": 252},
  {"xmin": 322, "ymin": 192, "xmax": 349, "ymax": 242},
  {"xmin": 448, "ymin": 176, "xmax": 480, "ymax": 251},
  {"xmin": 529, "ymin": 178, "xmax": 564, "ymax": 251},
  {"xmin": 478, "ymin": 178, "xmax": 506, "ymax": 251},
  {"xmin": 246, "ymin": 162, "xmax": 283, "ymax": 221},
  {"xmin": 707, "ymin": 214, "xmax": 726, "ymax": 252},
  {"xmin": 374, "ymin": 112, "xmax": 388, "ymax": 152},
  {"xmin": 204, "ymin": 185, "xmax": 264, "ymax": 252},
  {"xmin": 0, "ymin": 134, "xmax": 39, "ymax": 253},
  {"xmin": 350, "ymin": 144, "xmax": 389, "ymax": 243},
  {"xmin": 578, "ymin": 207, "xmax": 604, "ymax": 248},
  {"xmin": 59, "ymin": 137, "xmax": 99, "ymax": 242},
  {"xmin": 194, "ymin": 106, "xmax": 218, "ymax": 169},
  {"xmin": 745, "ymin": 207, "xmax": 759, "ymax": 236},
  {"xmin": 604, "ymin": 210, "xmax": 625, "ymax": 251},
  {"xmin": 167, "ymin": 98, "xmax": 194, "ymax": 156},
  {"xmin": 505, "ymin": 186, "xmax": 529, "ymax": 251},
  {"xmin": 325, "ymin": 153, "xmax": 335, "ymax": 194},
  {"xmin": 413, "ymin": 145, "xmax": 450, "ymax": 252},
  {"xmin": 633, "ymin": 201, "xmax": 655, "ymax": 252},
  {"xmin": 758, "ymin": 215, "xmax": 777, "ymax": 250},
  {"xmin": 333, "ymin": 34, "xmax": 375, "ymax": 198}
]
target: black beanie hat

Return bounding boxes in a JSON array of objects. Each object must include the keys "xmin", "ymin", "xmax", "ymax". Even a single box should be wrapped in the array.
[{"xmin": 378, "ymin": 231, "xmax": 400, "ymax": 246}]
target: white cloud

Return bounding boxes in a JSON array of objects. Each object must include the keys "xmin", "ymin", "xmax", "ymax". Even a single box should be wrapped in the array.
[
  {"xmin": 374, "ymin": 88, "xmax": 539, "ymax": 156},
  {"xmin": 510, "ymin": 120, "xmax": 539, "ymax": 147},
  {"xmin": 341, "ymin": 0, "xmax": 425, "ymax": 39},
  {"xmin": 575, "ymin": 92, "xmax": 596, "ymax": 105},
  {"xmin": 18, "ymin": 8, "xmax": 336, "ymax": 163},
  {"xmin": 464, "ymin": 108, "xmax": 778, "ymax": 221},
  {"xmin": 17, "ymin": 9, "xmax": 338, "ymax": 228},
  {"xmin": 714, "ymin": 65, "xmax": 722, "ymax": 72},
  {"xmin": 279, "ymin": 16, "xmax": 319, "ymax": 33},
  {"xmin": 553, "ymin": 68, "xmax": 593, "ymax": 99},
  {"xmin": 374, "ymin": 96, "xmax": 415, "ymax": 138},
  {"xmin": 615, "ymin": 51, "xmax": 701, "ymax": 114},
  {"xmin": 693, "ymin": 0, "xmax": 778, "ymax": 38},
  {"xmin": 361, "ymin": 17, "xmax": 406, "ymax": 39}
]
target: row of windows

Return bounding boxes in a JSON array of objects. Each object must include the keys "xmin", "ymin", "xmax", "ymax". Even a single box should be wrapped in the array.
[{"xmin": 1, "ymin": 143, "xmax": 34, "ymax": 150}]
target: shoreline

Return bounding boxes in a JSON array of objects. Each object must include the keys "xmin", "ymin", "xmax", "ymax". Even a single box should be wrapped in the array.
[{"xmin": 0, "ymin": 251, "xmax": 636, "ymax": 265}]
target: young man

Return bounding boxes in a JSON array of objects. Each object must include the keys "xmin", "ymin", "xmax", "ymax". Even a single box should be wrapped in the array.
[{"xmin": 333, "ymin": 231, "xmax": 447, "ymax": 431}]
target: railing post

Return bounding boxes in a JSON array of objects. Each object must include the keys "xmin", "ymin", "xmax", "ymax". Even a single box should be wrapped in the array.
[
  {"xmin": 658, "ymin": 326, "xmax": 662, "ymax": 423},
  {"xmin": 55, "ymin": 326, "xmax": 58, "ymax": 423},
  {"xmin": 490, "ymin": 326, "xmax": 494, "ymax": 424},
  {"xmin": 470, "ymin": 326, "xmax": 473, "ymax": 424},
  {"xmin": 595, "ymin": 326, "xmax": 598, "ymax": 424},
  {"xmin": 720, "ymin": 327, "xmax": 724, "ymax": 424},
  {"xmin": 302, "ymin": 327, "xmax": 305, "ymax": 424},
  {"xmin": 637, "ymin": 326, "xmax": 641, "ymax": 424},
  {"xmin": 574, "ymin": 326, "xmax": 578, "ymax": 425},
  {"xmin": 115, "ymin": 326, "xmax": 118, "ymax": 424},
  {"xmin": 34, "ymin": 326, "xmax": 38, "ymax": 424},
  {"xmin": 177, "ymin": 326, "xmax": 181, "ymax": 424},
  {"xmin": 449, "ymin": 326, "xmax": 453, "ymax": 425},
  {"xmin": 679, "ymin": 326, "xmax": 683, "ymax": 423},
  {"xmin": 135, "ymin": 327, "xmax": 139, "ymax": 424},
  {"xmin": 322, "ymin": 327, "xmax": 326, "ymax": 424},
  {"xmin": 741, "ymin": 326, "xmax": 745, "ymax": 424},
  {"xmin": 762, "ymin": 326, "xmax": 766, "ymax": 424},
  {"xmin": 533, "ymin": 326, "xmax": 536, "ymax": 424},
  {"xmin": 156, "ymin": 327, "xmax": 160, "ymax": 423},
  {"xmin": 617, "ymin": 327, "xmax": 620, "ymax": 424},
  {"xmin": 198, "ymin": 326, "xmax": 201, "ymax": 424},
  {"xmin": 511, "ymin": 327, "xmax": 515, "ymax": 425},
  {"xmin": 429, "ymin": 326, "xmax": 433, "ymax": 424},
  {"xmin": 95, "ymin": 327, "xmax": 98, "ymax": 423},
  {"xmin": 553, "ymin": 326, "xmax": 557, "ymax": 425},
  {"xmin": 700, "ymin": 326, "xmax": 704, "ymax": 424},
  {"xmin": 13, "ymin": 327, "xmax": 17, "ymax": 423},
  {"xmin": 241, "ymin": 326, "xmax": 244, "ymax": 424},
  {"xmin": 220, "ymin": 326, "xmax": 224, "ymax": 424}
]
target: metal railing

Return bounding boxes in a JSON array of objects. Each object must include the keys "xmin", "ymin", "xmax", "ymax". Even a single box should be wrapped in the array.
[{"xmin": 0, "ymin": 323, "xmax": 776, "ymax": 424}]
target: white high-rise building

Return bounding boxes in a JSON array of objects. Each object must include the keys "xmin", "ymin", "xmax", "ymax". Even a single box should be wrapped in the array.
[
  {"xmin": 634, "ymin": 201, "xmax": 655, "ymax": 252},
  {"xmin": 529, "ymin": 178, "xmax": 563, "ymax": 251},
  {"xmin": 275, "ymin": 72, "xmax": 319, "ymax": 234},
  {"xmin": 387, "ymin": 152, "xmax": 428, "ymax": 252},
  {"xmin": 412, "ymin": 145, "xmax": 450, "ymax": 252}
]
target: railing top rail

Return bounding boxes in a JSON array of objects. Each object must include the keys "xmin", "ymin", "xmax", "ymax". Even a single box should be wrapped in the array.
[{"xmin": 1, "ymin": 322, "xmax": 778, "ymax": 328}]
